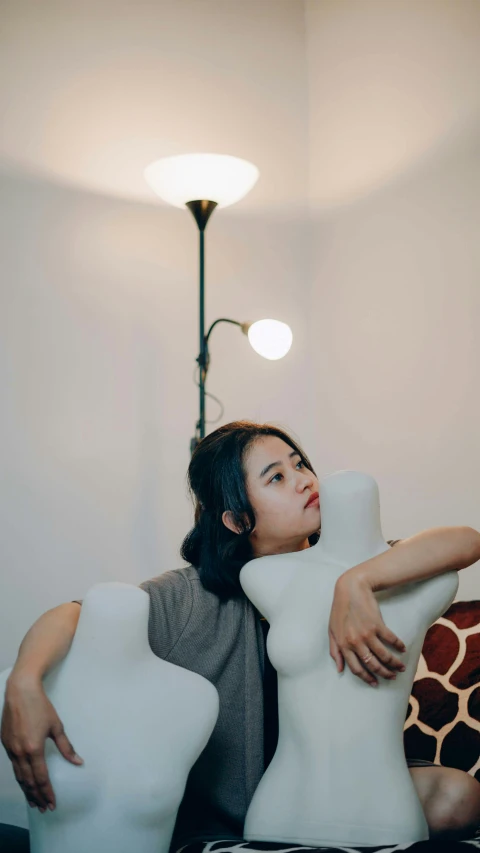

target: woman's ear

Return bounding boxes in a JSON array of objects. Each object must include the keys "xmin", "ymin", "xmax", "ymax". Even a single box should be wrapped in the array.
[{"xmin": 222, "ymin": 510, "xmax": 242, "ymax": 535}]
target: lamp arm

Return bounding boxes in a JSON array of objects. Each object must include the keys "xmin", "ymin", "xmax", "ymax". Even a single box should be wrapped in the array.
[
  {"xmin": 200, "ymin": 317, "xmax": 250, "ymax": 374},
  {"xmin": 204, "ymin": 317, "xmax": 244, "ymax": 347},
  {"xmin": 192, "ymin": 317, "xmax": 251, "ymax": 454}
]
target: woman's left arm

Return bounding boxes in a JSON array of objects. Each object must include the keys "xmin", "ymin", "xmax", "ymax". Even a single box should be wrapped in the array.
[
  {"xmin": 328, "ymin": 526, "xmax": 480, "ymax": 687},
  {"xmin": 349, "ymin": 526, "xmax": 480, "ymax": 592}
]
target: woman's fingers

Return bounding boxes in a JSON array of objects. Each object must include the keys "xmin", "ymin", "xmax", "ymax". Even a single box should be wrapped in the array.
[
  {"xmin": 341, "ymin": 636, "xmax": 406, "ymax": 686},
  {"xmin": 357, "ymin": 645, "xmax": 397, "ymax": 681},
  {"xmin": 329, "ymin": 633, "xmax": 345, "ymax": 673},
  {"xmin": 1, "ymin": 679, "xmax": 83, "ymax": 814},
  {"xmin": 11, "ymin": 755, "xmax": 47, "ymax": 811},
  {"xmin": 381, "ymin": 627, "xmax": 406, "ymax": 653},
  {"xmin": 327, "ymin": 574, "xmax": 408, "ymax": 686},
  {"xmin": 364, "ymin": 635, "xmax": 406, "ymax": 676},
  {"xmin": 29, "ymin": 750, "xmax": 56, "ymax": 809},
  {"xmin": 342, "ymin": 649, "xmax": 378, "ymax": 687},
  {"xmin": 50, "ymin": 722, "xmax": 83, "ymax": 767}
]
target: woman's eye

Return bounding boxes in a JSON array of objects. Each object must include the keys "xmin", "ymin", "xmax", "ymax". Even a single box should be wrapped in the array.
[{"xmin": 270, "ymin": 461, "xmax": 304, "ymax": 483}]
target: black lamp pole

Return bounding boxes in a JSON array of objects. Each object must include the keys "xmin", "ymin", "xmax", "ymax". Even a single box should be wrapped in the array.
[
  {"xmin": 186, "ymin": 200, "xmax": 217, "ymax": 455},
  {"xmin": 144, "ymin": 155, "xmax": 260, "ymax": 455},
  {"xmin": 186, "ymin": 200, "xmax": 252, "ymax": 456}
]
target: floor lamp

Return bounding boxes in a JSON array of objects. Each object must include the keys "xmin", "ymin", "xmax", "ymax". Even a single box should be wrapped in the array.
[{"xmin": 144, "ymin": 153, "xmax": 293, "ymax": 455}]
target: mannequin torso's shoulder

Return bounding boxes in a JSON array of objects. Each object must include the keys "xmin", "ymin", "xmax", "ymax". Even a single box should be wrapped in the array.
[
  {"xmin": 148, "ymin": 654, "xmax": 219, "ymax": 720},
  {"xmin": 240, "ymin": 553, "xmax": 306, "ymax": 619}
]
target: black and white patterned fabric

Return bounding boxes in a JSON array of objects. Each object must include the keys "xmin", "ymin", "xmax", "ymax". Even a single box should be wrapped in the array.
[{"xmin": 177, "ymin": 834, "xmax": 480, "ymax": 853}]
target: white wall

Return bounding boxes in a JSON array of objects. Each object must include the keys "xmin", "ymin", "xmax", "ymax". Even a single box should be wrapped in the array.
[
  {"xmin": 0, "ymin": 1, "xmax": 311, "ymax": 824},
  {"xmin": 0, "ymin": 0, "xmax": 309, "ymax": 210},
  {"xmin": 0, "ymin": 0, "xmax": 311, "ymax": 673},
  {"xmin": 305, "ymin": 0, "xmax": 480, "ymax": 599}
]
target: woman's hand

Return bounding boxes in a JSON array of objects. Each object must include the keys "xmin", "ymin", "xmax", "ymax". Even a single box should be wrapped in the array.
[
  {"xmin": 1, "ymin": 674, "xmax": 83, "ymax": 812},
  {"xmin": 328, "ymin": 571, "xmax": 407, "ymax": 687}
]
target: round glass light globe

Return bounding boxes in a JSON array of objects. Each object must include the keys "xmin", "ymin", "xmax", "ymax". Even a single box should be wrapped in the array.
[
  {"xmin": 144, "ymin": 153, "xmax": 259, "ymax": 208},
  {"xmin": 247, "ymin": 319, "xmax": 293, "ymax": 361}
]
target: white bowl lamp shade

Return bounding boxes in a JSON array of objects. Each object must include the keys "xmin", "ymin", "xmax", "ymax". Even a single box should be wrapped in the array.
[
  {"xmin": 144, "ymin": 153, "xmax": 259, "ymax": 208},
  {"xmin": 247, "ymin": 319, "xmax": 293, "ymax": 361}
]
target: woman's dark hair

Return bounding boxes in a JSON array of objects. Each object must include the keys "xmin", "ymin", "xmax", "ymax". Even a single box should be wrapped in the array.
[{"xmin": 180, "ymin": 420, "xmax": 319, "ymax": 600}]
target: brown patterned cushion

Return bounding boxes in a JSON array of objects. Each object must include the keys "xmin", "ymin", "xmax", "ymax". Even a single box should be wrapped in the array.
[{"xmin": 403, "ymin": 601, "xmax": 480, "ymax": 781}]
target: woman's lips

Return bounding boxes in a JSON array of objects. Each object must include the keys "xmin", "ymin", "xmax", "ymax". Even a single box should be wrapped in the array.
[{"xmin": 305, "ymin": 494, "xmax": 320, "ymax": 508}]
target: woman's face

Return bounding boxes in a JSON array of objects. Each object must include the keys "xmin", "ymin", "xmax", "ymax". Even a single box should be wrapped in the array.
[{"xmin": 241, "ymin": 435, "xmax": 320, "ymax": 557}]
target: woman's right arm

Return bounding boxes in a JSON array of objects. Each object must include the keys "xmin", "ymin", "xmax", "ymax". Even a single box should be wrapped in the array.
[{"xmin": 1, "ymin": 603, "xmax": 84, "ymax": 813}]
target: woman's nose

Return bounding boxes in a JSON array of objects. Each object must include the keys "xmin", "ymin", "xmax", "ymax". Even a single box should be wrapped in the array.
[{"xmin": 297, "ymin": 472, "xmax": 315, "ymax": 491}]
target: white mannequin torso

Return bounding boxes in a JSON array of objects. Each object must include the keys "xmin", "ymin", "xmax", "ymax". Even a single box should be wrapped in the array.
[
  {"xmin": 240, "ymin": 471, "xmax": 458, "ymax": 847},
  {"xmin": 0, "ymin": 583, "xmax": 219, "ymax": 853}
]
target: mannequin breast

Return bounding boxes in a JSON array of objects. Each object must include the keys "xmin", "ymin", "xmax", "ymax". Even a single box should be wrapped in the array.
[
  {"xmin": 264, "ymin": 562, "xmax": 459, "ymax": 680},
  {"xmin": 266, "ymin": 564, "xmax": 335, "ymax": 677}
]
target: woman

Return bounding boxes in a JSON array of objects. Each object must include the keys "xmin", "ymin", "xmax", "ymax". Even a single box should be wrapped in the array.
[{"xmin": 2, "ymin": 420, "xmax": 480, "ymax": 848}]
